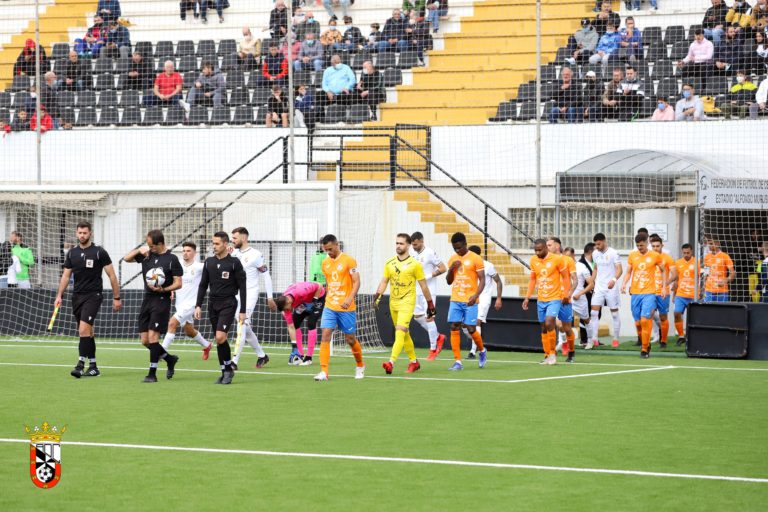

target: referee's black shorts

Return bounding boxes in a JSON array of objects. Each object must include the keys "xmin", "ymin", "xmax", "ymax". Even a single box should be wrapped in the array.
[
  {"xmin": 208, "ymin": 297, "xmax": 238, "ymax": 333},
  {"xmin": 138, "ymin": 294, "xmax": 171, "ymax": 333},
  {"xmin": 72, "ymin": 292, "xmax": 103, "ymax": 325}
]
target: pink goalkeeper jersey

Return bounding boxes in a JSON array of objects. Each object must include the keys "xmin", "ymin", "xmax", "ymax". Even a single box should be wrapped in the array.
[{"xmin": 282, "ymin": 281, "xmax": 325, "ymax": 323}]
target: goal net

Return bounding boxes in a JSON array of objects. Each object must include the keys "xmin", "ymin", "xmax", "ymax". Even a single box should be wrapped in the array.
[{"xmin": 0, "ymin": 184, "xmax": 387, "ymax": 353}]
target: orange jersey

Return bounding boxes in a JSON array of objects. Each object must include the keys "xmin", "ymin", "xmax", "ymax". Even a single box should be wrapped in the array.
[
  {"xmin": 562, "ymin": 256, "xmax": 576, "ymax": 299},
  {"xmin": 704, "ymin": 251, "xmax": 733, "ymax": 293},
  {"xmin": 675, "ymin": 257, "xmax": 699, "ymax": 299},
  {"xmin": 529, "ymin": 252, "xmax": 568, "ymax": 302},
  {"xmin": 321, "ymin": 252, "xmax": 358, "ymax": 311},
  {"xmin": 654, "ymin": 252, "xmax": 675, "ymax": 295},
  {"xmin": 628, "ymin": 250, "xmax": 664, "ymax": 295},
  {"xmin": 447, "ymin": 251, "xmax": 484, "ymax": 302}
]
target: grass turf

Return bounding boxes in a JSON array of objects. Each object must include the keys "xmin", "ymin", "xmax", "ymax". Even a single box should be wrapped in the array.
[{"xmin": 1, "ymin": 339, "xmax": 767, "ymax": 511}]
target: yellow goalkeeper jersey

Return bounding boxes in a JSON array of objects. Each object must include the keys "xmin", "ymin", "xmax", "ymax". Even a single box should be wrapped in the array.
[{"xmin": 383, "ymin": 255, "xmax": 425, "ymax": 308}]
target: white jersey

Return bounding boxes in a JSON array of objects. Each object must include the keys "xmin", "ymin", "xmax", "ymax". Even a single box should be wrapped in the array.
[
  {"xmin": 593, "ymin": 247, "xmax": 621, "ymax": 290},
  {"xmin": 411, "ymin": 245, "xmax": 444, "ymax": 296},
  {"xmin": 480, "ymin": 259, "xmax": 497, "ymax": 299},
  {"xmin": 232, "ymin": 247, "xmax": 266, "ymax": 293},
  {"xmin": 6, "ymin": 255, "xmax": 20, "ymax": 285},
  {"xmin": 574, "ymin": 261, "xmax": 591, "ymax": 295},
  {"xmin": 175, "ymin": 260, "xmax": 203, "ymax": 311}
]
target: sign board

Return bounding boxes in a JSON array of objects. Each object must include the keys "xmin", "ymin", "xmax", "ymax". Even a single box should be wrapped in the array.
[
  {"xmin": 699, "ymin": 172, "xmax": 768, "ymax": 210},
  {"xmin": 645, "ymin": 223, "xmax": 668, "ymax": 241}
]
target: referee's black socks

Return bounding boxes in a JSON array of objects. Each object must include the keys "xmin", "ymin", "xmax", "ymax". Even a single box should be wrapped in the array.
[
  {"xmin": 88, "ymin": 337, "xmax": 97, "ymax": 366},
  {"xmin": 216, "ymin": 342, "xmax": 232, "ymax": 373},
  {"xmin": 148, "ymin": 343, "xmax": 162, "ymax": 376},
  {"xmin": 78, "ymin": 337, "xmax": 88, "ymax": 363}
]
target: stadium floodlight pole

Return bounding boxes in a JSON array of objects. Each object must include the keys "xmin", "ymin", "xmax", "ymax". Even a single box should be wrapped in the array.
[
  {"xmin": 534, "ymin": 0, "xmax": 542, "ymax": 238},
  {"xmin": 35, "ymin": 0, "xmax": 43, "ymax": 286}
]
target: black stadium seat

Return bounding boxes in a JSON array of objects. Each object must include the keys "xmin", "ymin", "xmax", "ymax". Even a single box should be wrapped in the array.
[
  {"xmin": 178, "ymin": 55, "xmax": 198, "ymax": 73},
  {"xmin": 9, "ymin": 74, "xmax": 30, "ymax": 92},
  {"xmin": 155, "ymin": 41, "xmax": 174, "ymax": 58},
  {"xmin": 98, "ymin": 89, "xmax": 118, "ymax": 107},
  {"xmin": 75, "ymin": 106, "xmax": 97, "ymax": 126},
  {"xmin": 490, "ymin": 101, "xmax": 515, "ymax": 122},
  {"xmin": 229, "ymin": 87, "xmax": 249, "ymax": 106},
  {"xmin": 670, "ymin": 40, "xmax": 689, "ymax": 61},
  {"xmin": 0, "ymin": 108, "xmax": 10, "ymax": 124},
  {"xmin": 57, "ymin": 90, "xmax": 75, "ymax": 108},
  {"xmin": 188, "ymin": 104, "xmax": 209, "ymax": 124},
  {"xmin": 12, "ymin": 91, "xmax": 30, "ymax": 109},
  {"xmin": 0, "ymin": 91, "xmax": 10, "ymax": 108},
  {"xmin": 397, "ymin": 50, "xmax": 419, "ymax": 69},
  {"xmin": 97, "ymin": 106, "xmax": 119, "ymax": 126},
  {"xmin": 142, "ymin": 105, "xmax": 164, "ymax": 125},
  {"xmin": 94, "ymin": 73, "xmax": 114, "ymax": 91},
  {"xmin": 645, "ymin": 42, "xmax": 668, "ymax": 62},
  {"xmin": 120, "ymin": 89, "xmax": 141, "ymax": 108},
  {"xmin": 324, "ymin": 104, "xmax": 347, "ymax": 123},
  {"xmin": 642, "ymin": 27, "xmax": 663, "ymax": 47},
  {"xmin": 94, "ymin": 57, "xmax": 114, "ymax": 74},
  {"xmin": 218, "ymin": 39, "xmax": 237, "ymax": 56},
  {"xmin": 197, "ymin": 40, "xmax": 216, "ymax": 57},
  {"xmin": 134, "ymin": 41, "xmax": 154, "ymax": 58},
  {"xmin": 382, "ymin": 68, "xmax": 402, "ymax": 86},
  {"xmin": 655, "ymin": 77, "xmax": 679, "ymax": 100},
  {"xmin": 210, "ymin": 105, "xmax": 231, "ymax": 125},
  {"xmin": 52, "ymin": 42, "xmax": 70, "ymax": 60},
  {"xmin": 347, "ymin": 104, "xmax": 371, "ymax": 123},
  {"xmin": 165, "ymin": 105, "xmax": 186, "ymax": 125},
  {"xmin": 232, "ymin": 105, "xmax": 253, "ymax": 124},
  {"xmin": 376, "ymin": 52, "xmax": 396, "ymax": 70},
  {"xmin": 251, "ymin": 88, "xmax": 270, "ymax": 106},
  {"xmin": 652, "ymin": 59, "xmax": 674, "ymax": 79},
  {"xmin": 120, "ymin": 106, "xmax": 141, "ymax": 126},
  {"xmin": 76, "ymin": 90, "xmax": 96, "ymax": 108},
  {"xmin": 517, "ymin": 101, "xmax": 540, "ymax": 121},
  {"xmin": 176, "ymin": 40, "xmax": 195, "ymax": 56},
  {"xmin": 664, "ymin": 25, "xmax": 686, "ymax": 47}
]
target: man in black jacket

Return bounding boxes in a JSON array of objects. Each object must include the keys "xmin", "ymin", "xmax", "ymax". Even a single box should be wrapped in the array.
[
  {"xmin": 58, "ymin": 50, "xmax": 88, "ymax": 91},
  {"xmin": 582, "ymin": 70, "xmax": 603, "ymax": 121},
  {"xmin": 703, "ymin": 0, "xmax": 728, "ymax": 44},
  {"xmin": 126, "ymin": 51, "xmax": 154, "ymax": 91},
  {"xmin": 270, "ymin": 0, "xmax": 288, "ymax": 40},
  {"xmin": 593, "ymin": 1, "xmax": 620, "ymax": 36},
  {"xmin": 548, "ymin": 67, "xmax": 583, "ymax": 123},
  {"xmin": 354, "ymin": 61, "xmax": 385, "ymax": 120},
  {"xmin": 378, "ymin": 8, "xmax": 408, "ymax": 52}
]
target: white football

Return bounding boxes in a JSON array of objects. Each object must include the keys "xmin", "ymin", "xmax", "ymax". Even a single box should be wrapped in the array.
[{"xmin": 145, "ymin": 268, "xmax": 166, "ymax": 288}]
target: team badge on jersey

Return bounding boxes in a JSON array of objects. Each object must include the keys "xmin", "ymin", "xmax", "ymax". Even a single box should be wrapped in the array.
[
  {"xmin": 222, "ymin": 271, "xmax": 230, "ymax": 279},
  {"xmin": 85, "ymin": 259, "xmax": 94, "ymax": 268},
  {"xmin": 26, "ymin": 422, "xmax": 65, "ymax": 489}
]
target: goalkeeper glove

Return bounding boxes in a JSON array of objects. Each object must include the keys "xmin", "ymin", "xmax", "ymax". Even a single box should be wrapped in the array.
[
  {"xmin": 426, "ymin": 300, "xmax": 436, "ymax": 319},
  {"xmin": 374, "ymin": 293, "xmax": 382, "ymax": 309}
]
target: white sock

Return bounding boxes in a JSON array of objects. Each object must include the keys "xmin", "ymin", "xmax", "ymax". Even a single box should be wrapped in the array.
[
  {"xmin": 590, "ymin": 310, "xmax": 600, "ymax": 340},
  {"xmin": 425, "ymin": 321, "xmax": 439, "ymax": 348},
  {"xmin": 192, "ymin": 331, "xmax": 210, "ymax": 348},
  {"xmin": 162, "ymin": 333, "xmax": 175, "ymax": 350},
  {"xmin": 245, "ymin": 325, "xmax": 266, "ymax": 357},
  {"xmin": 611, "ymin": 310, "xmax": 621, "ymax": 339}
]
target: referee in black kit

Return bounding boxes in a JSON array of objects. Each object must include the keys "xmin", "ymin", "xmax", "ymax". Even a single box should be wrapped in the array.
[
  {"xmin": 195, "ymin": 231, "xmax": 246, "ymax": 385},
  {"xmin": 55, "ymin": 221, "xmax": 122, "ymax": 379},
  {"xmin": 125, "ymin": 229, "xmax": 183, "ymax": 383}
]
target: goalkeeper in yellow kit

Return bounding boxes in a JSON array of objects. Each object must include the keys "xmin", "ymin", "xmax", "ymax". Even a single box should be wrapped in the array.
[{"xmin": 374, "ymin": 233, "xmax": 436, "ymax": 375}]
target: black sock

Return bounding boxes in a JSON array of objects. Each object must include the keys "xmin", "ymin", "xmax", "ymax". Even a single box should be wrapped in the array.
[
  {"xmin": 78, "ymin": 337, "xmax": 88, "ymax": 361},
  {"xmin": 217, "ymin": 342, "xmax": 232, "ymax": 371},
  {"xmin": 158, "ymin": 344, "xmax": 168, "ymax": 360},
  {"xmin": 149, "ymin": 343, "xmax": 161, "ymax": 375},
  {"xmin": 88, "ymin": 337, "xmax": 97, "ymax": 364}
]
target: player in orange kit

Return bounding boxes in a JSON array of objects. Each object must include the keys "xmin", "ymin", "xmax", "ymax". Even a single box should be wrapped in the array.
[
  {"xmin": 650, "ymin": 234, "xmax": 676, "ymax": 349},
  {"xmin": 669, "ymin": 243, "xmax": 698, "ymax": 346},
  {"xmin": 702, "ymin": 238, "xmax": 735, "ymax": 303}
]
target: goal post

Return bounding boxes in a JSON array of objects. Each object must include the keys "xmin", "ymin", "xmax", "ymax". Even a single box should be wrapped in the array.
[{"xmin": 0, "ymin": 183, "xmax": 387, "ymax": 353}]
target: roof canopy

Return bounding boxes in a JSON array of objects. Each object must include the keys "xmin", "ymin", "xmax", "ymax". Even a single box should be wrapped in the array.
[{"xmin": 563, "ymin": 150, "xmax": 753, "ymax": 178}]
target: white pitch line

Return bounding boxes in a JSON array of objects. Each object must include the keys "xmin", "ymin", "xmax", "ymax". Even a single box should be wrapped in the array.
[
  {"xmin": 0, "ymin": 437, "xmax": 765, "ymax": 484},
  {"xmin": 0, "ymin": 361, "xmax": 673, "ymax": 384}
]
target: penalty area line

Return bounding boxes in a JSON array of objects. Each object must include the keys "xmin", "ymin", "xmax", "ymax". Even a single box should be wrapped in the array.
[{"xmin": 0, "ymin": 438, "xmax": 765, "ymax": 484}]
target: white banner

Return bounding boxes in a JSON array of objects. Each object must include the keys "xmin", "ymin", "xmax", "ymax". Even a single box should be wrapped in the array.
[{"xmin": 699, "ymin": 172, "xmax": 768, "ymax": 210}]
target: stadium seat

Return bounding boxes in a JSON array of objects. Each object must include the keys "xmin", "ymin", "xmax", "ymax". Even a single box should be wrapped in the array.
[
  {"xmin": 9, "ymin": 74, "xmax": 31, "ymax": 92},
  {"xmin": 293, "ymin": 70, "xmax": 312, "ymax": 87},
  {"xmin": 232, "ymin": 105, "xmax": 253, "ymax": 124},
  {"xmin": 643, "ymin": 27, "xmax": 663, "ymax": 47},
  {"xmin": 584, "ymin": 63, "xmax": 603, "ymax": 79},
  {"xmin": 490, "ymin": 101, "xmax": 515, "ymax": 122},
  {"xmin": 670, "ymin": 41, "xmax": 689, "ymax": 61},
  {"xmin": 555, "ymin": 47, "xmax": 571, "ymax": 63},
  {"xmin": 176, "ymin": 40, "xmax": 195, "ymax": 57},
  {"xmin": 383, "ymin": 68, "xmax": 403, "ymax": 86},
  {"xmin": 165, "ymin": 105, "xmax": 186, "ymax": 125},
  {"xmin": 142, "ymin": 105, "xmax": 164, "ymax": 125},
  {"xmin": 664, "ymin": 26, "xmax": 686, "ymax": 47},
  {"xmin": 540, "ymin": 81, "xmax": 556, "ymax": 102},
  {"xmin": 0, "ymin": 108, "xmax": 9, "ymax": 124},
  {"xmin": 57, "ymin": 90, "xmax": 75, "ymax": 108},
  {"xmin": 260, "ymin": 40, "xmax": 273, "ymax": 56},
  {"xmin": 155, "ymin": 41, "xmax": 175, "ymax": 58},
  {"xmin": 251, "ymin": 88, "xmax": 270, "ymax": 106},
  {"xmin": 116, "ymin": 73, "xmax": 134, "ymax": 90},
  {"xmin": 253, "ymin": 106, "xmax": 264, "ymax": 124},
  {"xmin": 324, "ymin": 104, "xmax": 347, "ymax": 123},
  {"xmin": 0, "ymin": 91, "xmax": 10, "ymax": 108},
  {"xmin": 12, "ymin": 91, "xmax": 30, "ymax": 109},
  {"xmin": 120, "ymin": 89, "xmax": 140, "ymax": 108},
  {"xmin": 687, "ymin": 24, "xmax": 702, "ymax": 41},
  {"xmin": 75, "ymin": 106, "xmax": 97, "ymax": 126},
  {"xmin": 705, "ymin": 75, "xmax": 729, "ymax": 96},
  {"xmin": 351, "ymin": 50, "xmax": 372, "ymax": 70},
  {"xmin": 183, "ymin": 71, "xmax": 197, "ymax": 89},
  {"xmin": 134, "ymin": 41, "xmax": 154, "ymax": 58},
  {"xmin": 398, "ymin": 50, "xmax": 420, "ymax": 69},
  {"xmin": 226, "ymin": 70, "xmax": 245, "ymax": 88},
  {"xmin": 98, "ymin": 106, "xmax": 119, "ymax": 126},
  {"xmin": 115, "ymin": 57, "xmax": 131, "ymax": 73},
  {"xmin": 120, "ymin": 106, "xmax": 141, "ymax": 126},
  {"xmin": 655, "ymin": 77, "xmax": 679, "ymax": 100},
  {"xmin": 376, "ymin": 52, "xmax": 396, "ymax": 70},
  {"xmin": 76, "ymin": 90, "xmax": 96, "ymax": 108},
  {"xmin": 60, "ymin": 107, "xmax": 76, "ymax": 125},
  {"xmin": 53, "ymin": 59, "xmax": 68, "ymax": 76},
  {"xmin": 229, "ymin": 87, "xmax": 249, "ymax": 106},
  {"xmin": 645, "ymin": 42, "xmax": 668, "ymax": 62},
  {"xmin": 188, "ymin": 104, "xmax": 209, "ymax": 124},
  {"xmin": 517, "ymin": 101, "xmax": 541, "ymax": 121},
  {"xmin": 218, "ymin": 39, "xmax": 237, "ymax": 56},
  {"xmin": 633, "ymin": 61, "xmax": 650, "ymax": 80},
  {"xmin": 177, "ymin": 55, "xmax": 197, "ymax": 73},
  {"xmin": 197, "ymin": 40, "xmax": 216, "ymax": 57},
  {"xmin": 94, "ymin": 73, "xmax": 114, "ymax": 91},
  {"xmin": 652, "ymin": 59, "xmax": 674, "ymax": 79},
  {"xmin": 540, "ymin": 64, "xmax": 558, "ymax": 82},
  {"xmin": 347, "ymin": 104, "xmax": 371, "ymax": 123},
  {"xmin": 517, "ymin": 82, "xmax": 535, "ymax": 102},
  {"xmin": 311, "ymin": 70, "xmax": 324, "ymax": 86},
  {"xmin": 98, "ymin": 89, "xmax": 118, "ymax": 107},
  {"xmin": 221, "ymin": 53, "xmax": 240, "ymax": 71},
  {"xmin": 52, "ymin": 42, "xmax": 70, "ymax": 60},
  {"xmin": 210, "ymin": 105, "xmax": 231, "ymax": 125},
  {"xmin": 94, "ymin": 57, "xmax": 114, "ymax": 74}
]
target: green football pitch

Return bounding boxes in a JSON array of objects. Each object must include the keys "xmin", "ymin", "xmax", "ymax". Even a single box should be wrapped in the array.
[{"xmin": 1, "ymin": 339, "xmax": 767, "ymax": 511}]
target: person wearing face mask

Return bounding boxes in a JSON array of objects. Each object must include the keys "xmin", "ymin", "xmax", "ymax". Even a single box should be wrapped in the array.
[
  {"xmin": 588, "ymin": 22, "xmax": 621, "ymax": 71},
  {"xmin": 295, "ymin": 10, "xmax": 321, "ymax": 41},
  {"xmin": 405, "ymin": 12, "xmax": 431, "ymax": 64},
  {"xmin": 582, "ymin": 70, "xmax": 603, "ymax": 121},
  {"xmin": 270, "ymin": 0, "xmax": 289, "ymax": 39},
  {"xmin": 340, "ymin": 16, "xmax": 366, "ymax": 51},
  {"xmin": 651, "ymin": 96, "xmax": 675, "ymax": 121},
  {"xmin": 566, "ymin": 18, "xmax": 598, "ymax": 65},
  {"xmin": 722, "ymin": 70, "xmax": 757, "ymax": 118},
  {"xmin": 749, "ymin": 0, "xmax": 768, "ymax": 32},
  {"xmin": 321, "ymin": 19, "xmax": 344, "ymax": 48},
  {"xmin": 593, "ymin": 1, "xmax": 620, "ymax": 36},
  {"xmin": 322, "ymin": 54, "xmax": 356, "ymax": 109},
  {"xmin": 354, "ymin": 61, "xmax": 385, "ymax": 120},
  {"xmin": 726, "ymin": 0, "xmax": 753, "ymax": 30},
  {"xmin": 630, "ymin": 0, "xmax": 657, "ymax": 11},
  {"xmin": 675, "ymin": 83, "xmax": 705, "ymax": 121},
  {"xmin": 295, "ymin": 32, "xmax": 324, "ymax": 72},
  {"xmin": 237, "ymin": 27, "xmax": 261, "ymax": 71},
  {"xmin": 294, "ymin": 84, "xmax": 316, "ymax": 129}
]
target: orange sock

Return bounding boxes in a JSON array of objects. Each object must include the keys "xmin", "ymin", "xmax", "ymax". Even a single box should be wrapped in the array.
[
  {"xmin": 350, "ymin": 339, "xmax": 364, "ymax": 367},
  {"xmin": 635, "ymin": 321, "xmax": 642, "ymax": 337},
  {"xmin": 470, "ymin": 330, "xmax": 484, "ymax": 352},
  {"xmin": 541, "ymin": 332, "xmax": 549, "ymax": 355},
  {"xmin": 660, "ymin": 318, "xmax": 669, "ymax": 343},
  {"xmin": 675, "ymin": 320, "xmax": 684, "ymax": 338},
  {"xmin": 640, "ymin": 318, "xmax": 652, "ymax": 352},
  {"xmin": 567, "ymin": 332, "xmax": 575, "ymax": 353},
  {"xmin": 548, "ymin": 330, "xmax": 558, "ymax": 355},
  {"xmin": 320, "ymin": 341, "xmax": 331, "ymax": 374},
  {"xmin": 450, "ymin": 330, "xmax": 461, "ymax": 360}
]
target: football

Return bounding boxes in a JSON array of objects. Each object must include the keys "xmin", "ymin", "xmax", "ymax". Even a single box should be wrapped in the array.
[{"xmin": 145, "ymin": 268, "xmax": 166, "ymax": 288}]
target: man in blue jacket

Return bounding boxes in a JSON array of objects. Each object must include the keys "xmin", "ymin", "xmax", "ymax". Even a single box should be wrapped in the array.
[
  {"xmin": 322, "ymin": 54, "xmax": 356, "ymax": 106},
  {"xmin": 588, "ymin": 21, "xmax": 621, "ymax": 70}
]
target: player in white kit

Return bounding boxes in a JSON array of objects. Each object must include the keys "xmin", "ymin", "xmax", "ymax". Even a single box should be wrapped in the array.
[
  {"xmin": 465, "ymin": 246, "xmax": 502, "ymax": 359},
  {"xmin": 589, "ymin": 233, "xmax": 623, "ymax": 348},
  {"xmin": 230, "ymin": 227, "xmax": 276, "ymax": 370},
  {"xmin": 410, "ymin": 232, "xmax": 447, "ymax": 361},
  {"xmin": 161, "ymin": 242, "xmax": 213, "ymax": 358},
  {"xmin": 564, "ymin": 247, "xmax": 596, "ymax": 347}
]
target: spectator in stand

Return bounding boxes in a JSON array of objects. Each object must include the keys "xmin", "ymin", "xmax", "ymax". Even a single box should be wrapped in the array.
[
  {"xmin": 593, "ymin": 1, "xmax": 620, "ymax": 36},
  {"xmin": 405, "ymin": 11, "xmax": 431, "ymax": 64},
  {"xmin": 30, "ymin": 104, "xmax": 54, "ymax": 133},
  {"xmin": 323, "ymin": 0, "xmax": 349, "ymax": 21},
  {"xmin": 145, "ymin": 60, "xmax": 184, "ymax": 107},
  {"xmin": 39, "ymin": 71, "xmax": 61, "ymax": 128},
  {"xmin": 295, "ymin": 10, "xmax": 321, "ymax": 41},
  {"xmin": 10, "ymin": 109, "xmax": 31, "ymax": 131},
  {"xmin": 279, "ymin": 37, "xmax": 301, "ymax": 65},
  {"xmin": 722, "ymin": 70, "xmax": 757, "ymax": 118},
  {"xmin": 566, "ymin": 18, "xmax": 598, "ymax": 65},
  {"xmin": 752, "ymin": 0, "xmax": 768, "ymax": 32},
  {"xmin": 96, "ymin": 0, "xmax": 121, "ymax": 23},
  {"xmin": 582, "ymin": 70, "xmax": 603, "ymax": 122},
  {"xmin": 601, "ymin": 67, "xmax": 624, "ymax": 120},
  {"xmin": 403, "ymin": 0, "xmax": 426, "ymax": 17},
  {"xmin": 270, "ymin": 0, "xmax": 289, "ymax": 39},
  {"xmin": 548, "ymin": 67, "xmax": 582, "ymax": 123},
  {"xmin": 102, "ymin": 19, "xmax": 131, "ymax": 59},
  {"xmin": 703, "ymin": 0, "xmax": 728, "ymax": 44},
  {"xmin": 746, "ymin": 31, "xmax": 768, "ymax": 75},
  {"xmin": 321, "ymin": 19, "xmax": 344, "ymax": 49},
  {"xmin": 379, "ymin": 8, "xmax": 409, "ymax": 53},
  {"xmin": 752, "ymin": 74, "xmax": 768, "ymax": 118},
  {"xmin": 367, "ymin": 23, "xmax": 382, "ymax": 51},
  {"xmin": 127, "ymin": 51, "xmax": 153, "ymax": 90},
  {"xmin": 295, "ymin": 32, "xmax": 324, "ymax": 72},
  {"xmin": 630, "ymin": 0, "xmax": 657, "ymax": 10},
  {"xmin": 13, "ymin": 39, "xmax": 48, "ymax": 76},
  {"xmin": 57, "ymin": 50, "xmax": 87, "ymax": 91},
  {"xmin": 179, "ymin": 0, "xmax": 203, "ymax": 22},
  {"xmin": 340, "ymin": 16, "xmax": 366, "ymax": 51},
  {"xmin": 75, "ymin": 15, "xmax": 106, "ymax": 57},
  {"xmin": 726, "ymin": 0, "xmax": 753, "ymax": 32},
  {"xmin": 619, "ymin": 16, "xmax": 643, "ymax": 63},
  {"xmin": 354, "ymin": 60, "xmax": 385, "ymax": 120},
  {"xmin": 265, "ymin": 85, "xmax": 289, "ymax": 127},
  {"xmin": 237, "ymin": 27, "xmax": 261, "ymax": 71},
  {"xmin": 675, "ymin": 83, "xmax": 705, "ymax": 121},
  {"xmin": 322, "ymin": 54, "xmax": 356, "ymax": 106},
  {"xmin": 426, "ymin": 0, "xmax": 449, "ymax": 34},
  {"xmin": 651, "ymin": 96, "xmax": 675, "ymax": 121},
  {"xmin": 713, "ymin": 25, "xmax": 743, "ymax": 75},
  {"xmin": 617, "ymin": 65, "xmax": 645, "ymax": 120},
  {"xmin": 589, "ymin": 22, "xmax": 621, "ymax": 70},
  {"xmin": 258, "ymin": 43, "xmax": 288, "ymax": 88},
  {"xmin": 677, "ymin": 29, "xmax": 714, "ymax": 85},
  {"xmin": 200, "ymin": 0, "xmax": 225, "ymax": 24},
  {"xmin": 182, "ymin": 60, "xmax": 226, "ymax": 111},
  {"xmin": 294, "ymin": 83, "xmax": 316, "ymax": 129}
]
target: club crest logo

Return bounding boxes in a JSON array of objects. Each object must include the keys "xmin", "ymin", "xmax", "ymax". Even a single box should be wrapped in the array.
[{"xmin": 25, "ymin": 422, "xmax": 65, "ymax": 489}]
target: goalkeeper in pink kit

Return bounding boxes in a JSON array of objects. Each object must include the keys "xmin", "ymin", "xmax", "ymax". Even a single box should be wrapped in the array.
[{"xmin": 274, "ymin": 281, "xmax": 326, "ymax": 365}]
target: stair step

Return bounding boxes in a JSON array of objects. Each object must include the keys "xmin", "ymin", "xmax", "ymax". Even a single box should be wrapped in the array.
[
  {"xmin": 434, "ymin": 221, "xmax": 470, "ymax": 233},
  {"xmin": 406, "ymin": 201, "xmax": 443, "ymax": 213},
  {"xmin": 394, "ymin": 190, "xmax": 430, "ymax": 202},
  {"xmin": 420, "ymin": 211, "xmax": 457, "ymax": 223}
]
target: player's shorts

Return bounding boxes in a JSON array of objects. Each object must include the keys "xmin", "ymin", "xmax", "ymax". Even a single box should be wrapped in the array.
[
  {"xmin": 592, "ymin": 286, "xmax": 621, "ymax": 309},
  {"xmin": 630, "ymin": 294, "xmax": 656, "ymax": 321},
  {"xmin": 703, "ymin": 291, "xmax": 729, "ymax": 303},
  {"xmin": 674, "ymin": 296, "xmax": 694, "ymax": 314},
  {"xmin": 477, "ymin": 294, "xmax": 492, "ymax": 323},
  {"xmin": 536, "ymin": 300, "xmax": 561, "ymax": 323},
  {"xmin": 447, "ymin": 301, "xmax": 478, "ymax": 326},
  {"xmin": 655, "ymin": 295, "xmax": 670, "ymax": 315},
  {"xmin": 138, "ymin": 294, "xmax": 171, "ymax": 333},
  {"xmin": 572, "ymin": 296, "xmax": 589, "ymax": 319},
  {"xmin": 390, "ymin": 303, "xmax": 415, "ymax": 329},
  {"xmin": 236, "ymin": 294, "xmax": 259, "ymax": 325},
  {"xmin": 321, "ymin": 308, "xmax": 357, "ymax": 334},
  {"xmin": 209, "ymin": 297, "xmax": 238, "ymax": 333},
  {"xmin": 173, "ymin": 305, "xmax": 196, "ymax": 326},
  {"xmin": 72, "ymin": 292, "xmax": 103, "ymax": 326},
  {"xmin": 414, "ymin": 282, "xmax": 437, "ymax": 316},
  {"xmin": 557, "ymin": 302, "xmax": 574, "ymax": 323}
]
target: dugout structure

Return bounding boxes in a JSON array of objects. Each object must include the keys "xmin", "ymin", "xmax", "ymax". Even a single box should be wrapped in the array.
[{"xmin": 556, "ymin": 150, "xmax": 768, "ymax": 302}]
